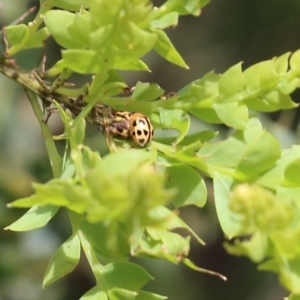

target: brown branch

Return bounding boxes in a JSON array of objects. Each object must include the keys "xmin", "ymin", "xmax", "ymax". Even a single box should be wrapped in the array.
[{"xmin": 0, "ymin": 59, "xmax": 104, "ymax": 128}]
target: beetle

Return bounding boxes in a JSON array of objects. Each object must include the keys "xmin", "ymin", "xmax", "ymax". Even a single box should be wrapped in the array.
[{"xmin": 107, "ymin": 111, "xmax": 154, "ymax": 147}]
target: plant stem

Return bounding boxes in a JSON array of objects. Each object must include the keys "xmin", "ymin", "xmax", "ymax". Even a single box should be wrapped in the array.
[
  {"xmin": 24, "ymin": 88, "xmax": 62, "ymax": 178},
  {"xmin": 78, "ymin": 230, "xmax": 108, "ymax": 289}
]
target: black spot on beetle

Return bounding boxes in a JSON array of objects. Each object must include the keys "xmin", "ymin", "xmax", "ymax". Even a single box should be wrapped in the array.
[
  {"xmin": 143, "ymin": 130, "xmax": 148, "ymax": 135},
  {"xmin": 133, "ymin": 120, "xmax": 137, "ymax": 127},
  {"xmin": 138, "ymin": 138, "xmax": 145, "ymax": 144},
  {"xmin": 137, "ymin": 130, "xmax": 142, "ymax": 135},
  {"xmin": 117, "ymin": 127, "xmax": 123, "ymax": 133}
]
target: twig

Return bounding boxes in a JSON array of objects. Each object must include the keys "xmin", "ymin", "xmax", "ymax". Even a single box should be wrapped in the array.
[
  {"xmin": 0, "ymin": 59, "xmax": 124, "ymax": 149},
  {"xmin": 11, "ymin": 6, "xmax": 37, "ymax": 25},
  {"xmin": 1, "ymin": 27, "xmax": 9, "ymax": 58},
  {"xmin": 24, "ymin": 88, "xmax": 62, "ymax": 178}
]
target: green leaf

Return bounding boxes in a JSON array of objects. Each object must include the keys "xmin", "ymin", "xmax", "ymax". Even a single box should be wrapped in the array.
[
  {"xmin": 43, "ymin": 234, "xmax": 81, "ymax": 286},
  {"xmin": 71, "ymin": 116, "xmax": 86, "ymax": 145},
  {"xmin": 99, "ymin": 82, "xmax": 128, "ymax": 97},
  {"xmin": 45, "ymin": 59, "xmax": 65, "ymax": 77},
  {"xmin": 163, "ymin": 142, "xmax": 203, "ymax": 171},
  {"xmin": 196, "ymin": 127, "xmax": 250, "ymax": 171},
  {"xmin": 25, "ymin": 28, "xmax": 49, "ymax": 48},
  {"xmin": 89, "ymin": 24, "xmax": 113, "ymax": 51},
  {"xmin": 62, "ymin": 49, "xmax": 101, "ymax": 74},
  {"xmin": 53, "ymin": 0, "xmax": 90, "ymax": 10},
  {"xmin": 224, "ymin": 231, "xmax": 269, "ymax": 263},
  {"xmin": 287, "ymin": 294, "xmax": 300, "ymax": 300},
  {"xmin": 213, "ymin": 174, "xmax": 243, "ymax": 238},
  {"xmin": 132, "ymin": 82, "xmax": 165, "ymax": 101},
  {"xmin": 259, "ymin": 60, "xmax": 281, "ymax": 89},
  {"xmin": 270, "ymin": 224, "xmax": 300, "ymax": 257},
  {"xmin": 68, "ymin": 12, "xmax": 91, "ymax": 48},
  {"xmin": 80, "ymin": 286, "xmax": 108, "ymax": 300},
  {"xmin": 54, "ymin": 101, "xmax": 73, "ymax": 129},
  {"xmin": 264, "ymin": 89, "xmax": 297, "ymax": 110},
  {"xmin": 218, "ymin": 63, "xmax": 245, "ymax": 98},
  {"xmin": 10, "ymin": 179, "xmax": 91, "ymax": 213},
  {"xmin": 136, "ymin": 229, "xmax": 190, "ymax": 263},
  {"xmin": 279, "ymin": 257, "xmax": 300, "ymax": 294},
  {"xmin": 109, "ymin": 289, "xmax": 167, "ymax": 300},
  {"xmin": 104, "ymin": 69, "xmax": 126, "ymax": 85},
  {"xmin": 6, "ymin": 24, "xmax": 29, "ymax": 46},
  {"xmin": 178, "ymin": 72, "xmax": 220, "ymax": 107},
  {"xmin": 153, "ymin": 28, "xmax": 188, "ymax": 68},
  {"xmin": 150, "ymin": 12, "xmax": 179, "ymax": 29},
  {"xmin": 84, "ymin": 150, "xmax": 173, "ymax": 226},
  {"xmin": 193, "ymin": 71, "xmax": 220, "ymax": 98},
  {"xmin": 80, "ymin": 221, "xmax": 130, "ymax": 258},
  {"xmin": 155, "ymin": 229, "xmax": 190, "ymax": 258},
  {"xmin": 108, "ymin": 289, "xmax": 136, "ymax": 300},
  {"xmin": 137, "ymin": 205, "xmax": 205, "ymax": 244},
  {"xmin": 214, "ymin": 102, "xmax": 248, "ymax": 129},
  {"xmin": 104, "ymin": 261, "xmax": 153, "ymax": 290},
  {"xmin": 82, "ymin": 146, "xmax": 102, "ymax": 170},
  {"xmin": 7, "ymin": 24, "xmax": 49, "ymax": 53},
  {"xmin": 245, "ymin": 90, "xmax": 297, "ymax": 112},
  {"xmin": 257, "ymin": 146, "xmax": 300, "ymax": 190},
  {"xmin": 279, "ymin": 78, "xmax": 299, "ymax": 95},
  {"xmin": 60, "ymin": 158, "xmax": 76, "ymax": 180},
  {"xmin": 236, "ymin": 130, "xmax": 281, "ymax": 176},
  {"xmin": 90, "ymin": 2, "xmax": 157, "ymax": 68},
  {"xmin": 158, "ymin": 206, "xmax": 205, "ymax": 246},
  {"xmin": 136, "ymin": 290, "xmax": 167, "ymax": 300},
  {"xmin": 190, "ymin": 108, "xmax": 222, "ymax": 123},
  {"xmin": 244, "ymin": 60, "xmax": 271, "ymax": 92},
  {"xmin": 111, "ymin": 24, "xmax": 157, "ymax": 69},
  {"xmin": 165, "ymin": 161, "xmax": 207, "ymax": 207},
  {"xmin": 155, "ymin": 130, "xmax": 217, "ymax": 146},
  {"xmin": 258, "ymin": 258, "xmax": 279, "ymax": 272},
  {"xmin": 96, "ymin": 150, "xmax": 156, "ymax": 177},
  {"xmin": 5, "ymin": 205, "xmax": 59, "ymax": 231},
  {"xmin": 157, "ymin": 109, "xmax": 190, "ymax": 145},
  {"xmin": 283, "ymin": 158, "xmax": 300, "ymax": 186},
  {"xmin": 90, "ymin": 0, "xmax": 152, "ymax": 30},
  {"xmin": 273, "ymin": 52, "xmax": 290, "ymax": 75},
  {"xmin": 290, "ymin": 50, "xmax": 300, "ymax": 70},
  {"xmin": 179, "ymin": 130, "xmax": 217, "ymax": 145},
  {"xmin": 277, "ymin": 186, "xmax": 300, "ymax": 212},
  {"xmin": 9, "ymin": 194, "xmax": 43, "ymax": 208},
  {"xmin": 159, "ymin": 0, "xmax": 208, "ymax": 16},
  {"xmin": 116, "ymin": 59, "xmax": 150, "ymax": 71},
  {"xmin": 44, "ymin": 10, "xmax": 82, "ymax": 49}
]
